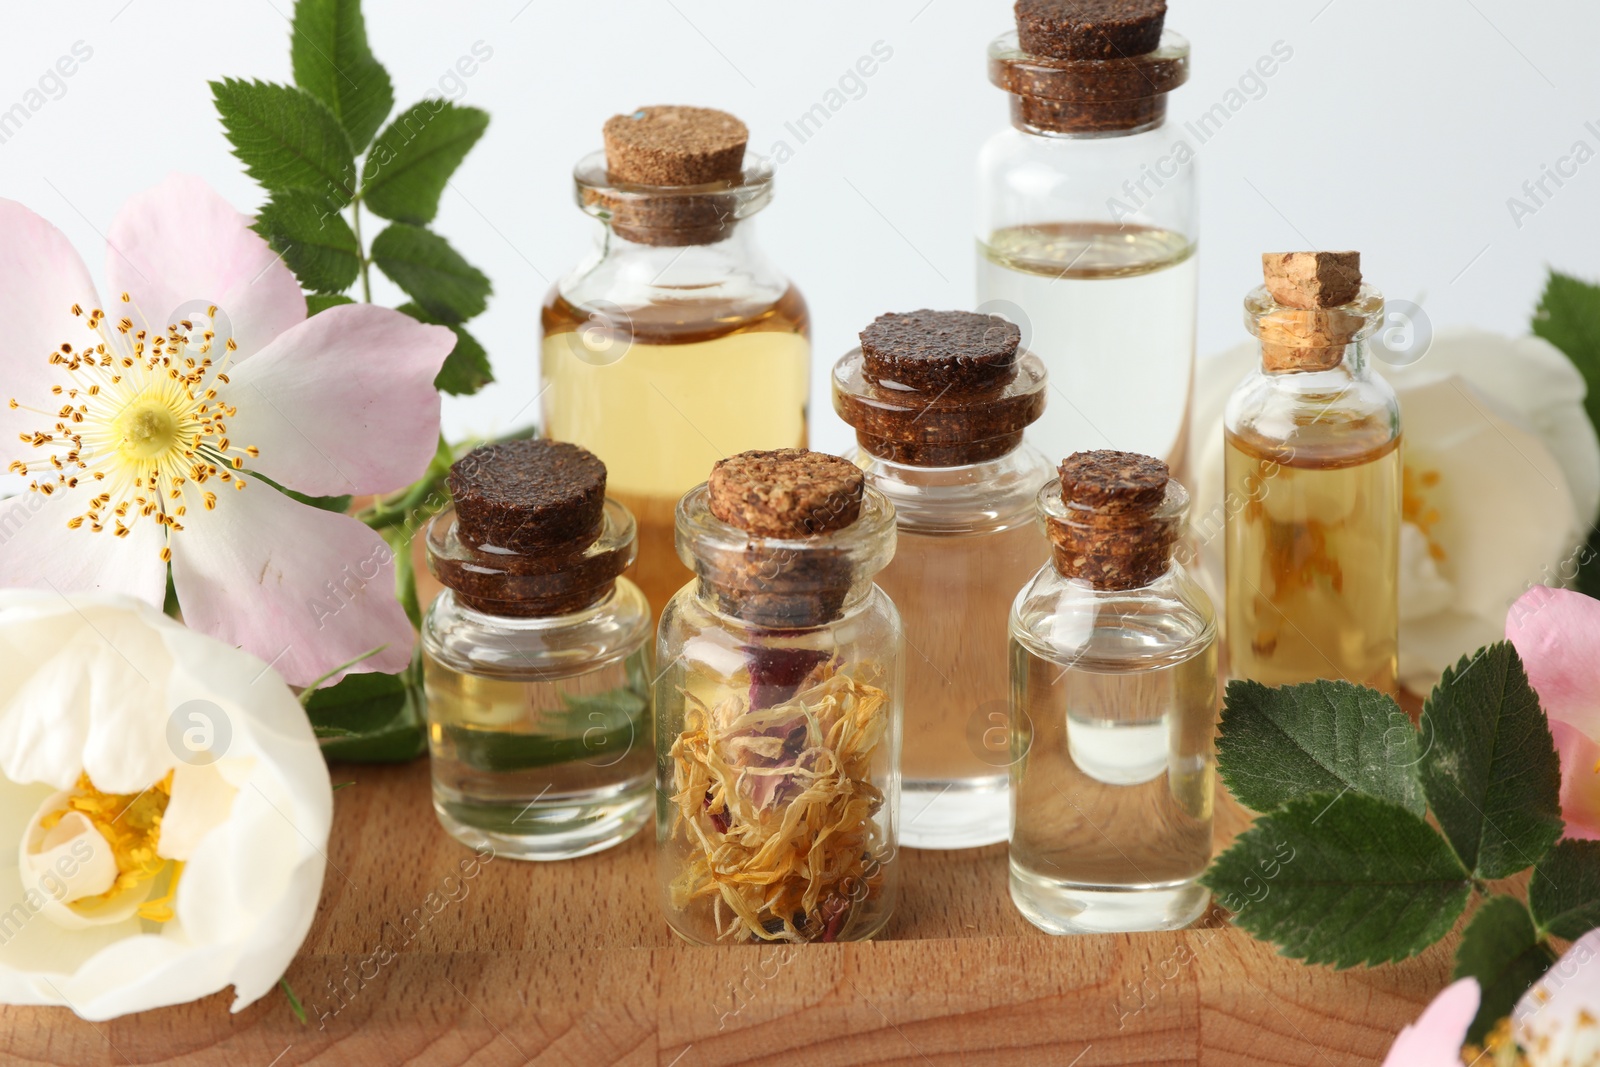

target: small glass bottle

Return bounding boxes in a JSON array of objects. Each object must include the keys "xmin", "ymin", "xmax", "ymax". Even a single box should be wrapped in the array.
[
  {"xmin": 1225, "ymin": 252, "xmax": 1401, "ymax": 693},
  {"xmin": 655, "ymin": 449, "xmax": 903, "ymax": 944},
  {"xmin": 422, "ymin": 440, "xmax": 653, "ymax": 860},
  {"xmin": 977, "ymin": 1, "xmax": 1197, "ymax": 474},
  {"xmin": 541, "ymin": 105, "xmax": 811, "ymax": 617},
  {"xmin": 832, "ymin": 309, "xmax": 1053, "ymax": 850},
  {"xmin": 1010, "ymin": 451, "xmax": 1218, "ymax": 933}
]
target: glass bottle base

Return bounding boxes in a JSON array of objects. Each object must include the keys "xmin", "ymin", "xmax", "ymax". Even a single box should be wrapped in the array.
[
  {"xmin": 901, "ymin": 776, "xmax": 1010, "ymax": 850},
  {"xmin": 1009, "ymin": 860, "xmax": 1211, "ymax": 934},
  {"xmin": 432, "ymin": 777, "xmax": 651, "ymax": 861}
]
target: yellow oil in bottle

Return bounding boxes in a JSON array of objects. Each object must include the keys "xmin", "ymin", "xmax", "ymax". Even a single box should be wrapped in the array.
[
  {"xmin": 1224, "ymin": 429, "xmax": 1401, "ymax": 694},
  {"xmin": 541, "ymin": 289, "xmax": 810, "ymax": 614}
]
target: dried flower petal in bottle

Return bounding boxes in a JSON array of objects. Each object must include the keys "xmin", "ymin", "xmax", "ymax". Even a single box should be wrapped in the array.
[
  {"xmin": 541, "ymin": 106, "xmax": 810, "ymax": 617},
  {"xmin": 1224, "ymin": 252, "xmax": 1401, "ymax": 693},
  {"xmin": 422, "ymin": 440, "xmax": 653, "ymax": 860},
  {"xmin": 1010, "ymin": 451, "xmax": 1217, "ymax": 933},
  {"xmin": 655, "ymin": 449, "xmax": 903, "ymax": 944},
  {"xmin": 834, "ymin": 309, "xmax": 1053, "ymax": 849}
]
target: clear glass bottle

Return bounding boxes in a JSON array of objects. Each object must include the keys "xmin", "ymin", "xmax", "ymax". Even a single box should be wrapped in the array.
[
  {"xmin": 1224, "ymin": 254, "xmax": 1401, "ymax": 694},
  {"xmin": 541, "ymin": 106, "xmax": 810, "ymax": 618},
  {"xmin": 832, "ymin": 310, "xmax": 1054, "ymax": 850},
  {"xmin": 976, "ymin": 12, "xmax": 1197, "ymax": 474},
  {"xmin": 655, "ymin": 450, "xmax": 903, "ymax": 944},
  {"xmin": 422, "ymin": 441, "xmax": 654, "ymax": 861},
  {"xmin": 1010, "ymin": 451, "xmax": 1217, "ymax": 933}
]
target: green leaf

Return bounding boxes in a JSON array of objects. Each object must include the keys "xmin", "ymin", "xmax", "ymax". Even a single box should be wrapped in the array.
[
  {"xmin": 1201, "ymin": 791, "xmax": 1471, "ymax": 968},
  {"xmin": 1419, "ymin": 643, "xmax": 1564, "ymax": 879},
  {"xmin": 363, "ymin": 101, "xmax": 489, "ymax": 224},
  {"xmin": 306, "ymin": 293, "xmax": 355, "ymax": 316},
  {"xmin": 1533, "ymin": 271, "xmax": 1600, "ymax": 446},
  {"xmin": 305, "ymin": 671, "xmax": 427, "ymax": 763},
  {"xmin": 1218, "ymin": 680, "xmax": 1425, "ymax": 817},
  {"xmin": 398, "ymin": 302, "xmax": 492, "ymax": 395},
  {"xmin": 1530, "ymin": 839, "xmax": 1600, "ymax": 940},
  {"xmin": 442, "ymin": 688, "xmax": 648, "ymax": 774},
  {"xmin": 370, "ymin": 223, "xmax": 490, "ymax": 322},
  {"xmin": 253, "ymin": 471, "xmax": 351, "ymax": 516},
  {"xmin": 1453, "ymin": 896, "xmax": 1558, "ymax": 1045},
  {"xmin": 253, "ymin": 189, "xmax": 360, "ymax": 294},
  {"xmin": 279, "ymin": 976, "xmax": 308, "ymax": 1026},
  {"xmin": 1576, "ymin": 525, "xmax": 1600, "ymax": 601},
  {"xmin": 210, "ymin": 78, "xmax": 356, "ymax": 201},
  {"xmin": 290, "ymin": 0, "xmax": 394, "ymax": 152}
]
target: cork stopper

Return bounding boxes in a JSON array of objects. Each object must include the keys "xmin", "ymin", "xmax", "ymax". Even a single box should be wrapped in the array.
[
  {"xmin": 709, "ymin": 449, "xmax": 864, "ymax": 539},
  {"xmin": 434, "ymin": 440, "xmax": 632, "ymax": 616},
  {"xmin": 603, "ymin": 106, "xmax": 748, "ymax": 186},
  {"xmin": 860, "ymin": 310, "xmax": 1020, "ymax": 391},
  {"xmin": 1258, "ymin": 252, "xmax": 1366, "ymax": 373},
  {"xmin": 1016, "ymin": 0, "xmax": 1168, "ymax": 60},
  {"xmin": 1046, "ymin": 450, "xmax": 1182, "ymax": 590}
]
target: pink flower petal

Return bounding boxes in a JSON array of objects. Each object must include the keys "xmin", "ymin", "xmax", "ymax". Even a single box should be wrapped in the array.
[
  {"xmin": 104, "ymin": 174, "xmax": 304, "ymax": 360},
  {"xmin": 168, "ymin": 481, "xmax": 413, "ymax": 686},
  {"xmin": 1552, "ymin": 720, "xmax": 1600, "ymax": 841},
  {"xmin": 0, "ymin": 198, "xmax": 103, "ymax": 466},
  {"xmin": 1381, "ymin": 978, "xmax": 1479, "ymax": 1067},
  {"xmin": 219, "ymin": 305, "xmax": 453, "ymax": 497},
  {"xmin": 1507, "ymin": 586, "xmax": 1600, "ymax": 743},
  {"xmin": 0, "ymin": 492, "xmax": 166, "ymax": 606}
]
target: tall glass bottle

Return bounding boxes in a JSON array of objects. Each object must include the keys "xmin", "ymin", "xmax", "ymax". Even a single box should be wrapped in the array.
[
  {"xmin": 422, "ymin": 440, "xmax": 653, "ymax": 860},
  {"xmin": 833, "ymin": 309, "xmax": 1053, "ymax": 850},
  {"xmin": 655, "ymin": 449, "xmax": 903, "ymax": 944},
  {"xmin": 542, "ymin": 106, "xmax": 810, "ymax": 617},
  {"xmin": 1224, "ymin": 252, "xmax": 1401, "ymax": 693},
  {"xmin": 977, "ymin": 1, "xmax": 1197, "ymax": 474},
  {"xmin": 1010, "ymin": 451, "xmax": 1217, "ymax": 933}
]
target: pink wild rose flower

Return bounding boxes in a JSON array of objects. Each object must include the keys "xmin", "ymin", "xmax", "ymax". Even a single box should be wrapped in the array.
[{"xmin": 1508, "ymin": 586, "xmax": 1600, "ymax": 840}]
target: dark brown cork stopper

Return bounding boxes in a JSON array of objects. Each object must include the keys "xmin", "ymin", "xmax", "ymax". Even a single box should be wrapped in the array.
[
  {"xmin": 603, "ymin": 106, "xmax": 748, "ymax": 186},
  {"xmin": 1016, "ymin": 0, "xmax": 1168, "ymax": 60},
  {"xmin": 1259, "ymin": 252, "xmax": 1366, "ymax": 373},
  {"xmin": 860, "ymin": 310, "xmax": 1020, "ymax": 392},
  {"xmin": 709, "ymin": 449, "xmax": 864, "ymax": 539},
  {"xmin": 1048, "ymin": 450, "xmax": 1181, "ymax": 590},
  {"xmin": 447, "ymin": 439, "xmax": 606, "ymax": 552}
]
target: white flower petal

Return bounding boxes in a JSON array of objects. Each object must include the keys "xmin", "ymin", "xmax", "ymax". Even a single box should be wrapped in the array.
[
  {"xmin": 0, "ymin": 492, "xmax": 167, "ymax": 609},
  {"xmin": 157, "ymin": 763, "xmax": 238, "ymax": 862},
  {"xmin": 1514, "ymin": 928, "xmax": 1600, "ymax": 1066}
]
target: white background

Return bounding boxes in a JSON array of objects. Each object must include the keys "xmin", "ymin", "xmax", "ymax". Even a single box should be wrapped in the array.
[{"xmin": 2, "ymin": 0, "xmax": 1597, "ymax": 469}]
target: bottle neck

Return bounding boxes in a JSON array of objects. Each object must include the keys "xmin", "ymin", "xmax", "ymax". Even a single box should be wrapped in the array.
[
  {"xmin": 1008, "ymin": 95, "xmax": 1171, "ymax": 137},
  {"xmin": 854, "ymin": 446, "xmax": 1052, "ymax": 534}
]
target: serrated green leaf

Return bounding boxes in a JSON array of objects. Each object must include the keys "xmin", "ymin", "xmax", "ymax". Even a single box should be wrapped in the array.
[
  {"xmin": 306, "ymin": 293, "xmax": 355, "ymax": 316},
  {"xmin": 363, "ymin": 101, "xmax": 488, "ymax": 224},
  {"xmin": 371, "ymin": 223, "xmax": 490, "ymax": 322},
  {"xmin": 290, "ymin": 0, "xmax": 394, "ymax": 152},
  {"xmin": 1218, "ymin": 679, "xmax": 1425, "ymax": 816},
  {"xmin": 398, "ymin": 301, "xmax": 491, "ymax": 395},
  {"xmin": 1530, "ymin": 839, "xmax": 1600, "ymax": 939},
  {"xmin": 1533, "ymin": 271, "xmax": 1600, "ymax": 444},
  {"xmin": 1201, "ymin": 791, "xmax": 1471, "ymax": 968},
  {"xmin": 306, "ymin": 671, "xmax": 426, "ymax": 763},
  {"xmin": 1453, "ymin": 896, "xmax": 1558, "ymax": 1045},
  {"xmin": 254, "ymin": 189, "xmax": 360, "ymax": 294},
  {"xmin": 211, "ymin": 78, "xmax": 356, "ymax": 200},
  {"xmin": 1419, "ymin": 643, "xmax": 1564, "ymax": 879}
]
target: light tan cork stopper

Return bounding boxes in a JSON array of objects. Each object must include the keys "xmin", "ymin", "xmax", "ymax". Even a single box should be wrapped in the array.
[
  {"xmin": 708, "ymin": 449, "xmax": 863, "ymax": 539},
  {"xmin": 603, "ymin": 106, "xmax": 748, "ymax": 186},
  {"xmin": 1259, "ymin": 251, "xmax": 1365, "ymax": 372}
]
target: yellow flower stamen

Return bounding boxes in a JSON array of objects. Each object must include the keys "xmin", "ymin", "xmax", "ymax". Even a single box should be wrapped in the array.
[
  {"xmin": 10, "ymin": 304, "xmax": 259, "ymax": 560},
  {"xmin": 40, "ymin": 771, "xmax": 182, "ymax": 922},
  {"xmin": 1402, "ymin": 464, "xmax": 1447, "ymax": 563}
]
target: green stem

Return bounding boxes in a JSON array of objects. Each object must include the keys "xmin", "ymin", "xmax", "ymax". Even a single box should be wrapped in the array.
[{"xmin": 352, "ymin": 197, "xmax": 372, "ymax": 304}]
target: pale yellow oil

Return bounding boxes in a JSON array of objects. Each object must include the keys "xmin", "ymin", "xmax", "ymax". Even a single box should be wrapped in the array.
[
  {"xmin": 977, "ymin": 223, "xmax": 1197, "ymax": 475},
  {"xmin": 541, "ymin": 289, "xmax": 810, "ymax": 614},
  {"xmin": 1224, "ymin": 431, "xmax": 1401, "ymax": 694}
]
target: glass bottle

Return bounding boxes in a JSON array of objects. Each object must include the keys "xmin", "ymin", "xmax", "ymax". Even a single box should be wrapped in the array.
[
  {"xmin": 1224, "ymin": 252, "xmax": 1401, "ymax": 693},
  {"xmin": 422, "ymin": 440, "xmax": 654, "ymax": 860},
  {"xmin": 541, "ymin": 106, "xmax": 810, "ymax": 618},
  {"xmin": 832, "ymin": 309, "xmax": 1053, "ymax": 850},
  {"xmin": 1010, "ymin": 451, "xmax": 1217, "ymax": 933},
  {"xmin": 976, "ymin": 6, "xmax": 1197, "ymax": 474},
  {"xmin": 655, "ymin": 449, "xmax": 903, "ymax": 944}
]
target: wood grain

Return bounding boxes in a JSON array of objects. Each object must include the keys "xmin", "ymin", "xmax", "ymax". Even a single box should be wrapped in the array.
[{"xmin": 0, "ymin": 758, "xmax": 1452, "ymax": 1066}]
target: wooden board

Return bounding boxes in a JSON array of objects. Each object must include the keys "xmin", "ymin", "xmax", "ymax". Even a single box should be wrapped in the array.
[{"xmin": 0, "ymin": 758, "xmax": 1451, "ymax": 1066}]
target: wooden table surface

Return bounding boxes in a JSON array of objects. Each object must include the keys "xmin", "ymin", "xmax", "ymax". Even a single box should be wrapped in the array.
[{"xmin": 0, "ymin": 756, "xmax": 1452, "ymax": 1066}]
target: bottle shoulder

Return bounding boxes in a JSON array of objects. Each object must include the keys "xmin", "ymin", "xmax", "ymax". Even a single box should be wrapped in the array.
[
  {"xmin": 1223, "ymin": 360, "xmax": 1402, "ymax": 459},
  {"xmin": 422, "ymin": 582, "xmax": 652, "ymax": 680},
  {"xmin": 850, "ymin": 445, "xmax": 1055, "ymax": 534},
  {"xmin": 1010, "ymin": 561, "xmax": 1216, "ymax": 669}
]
